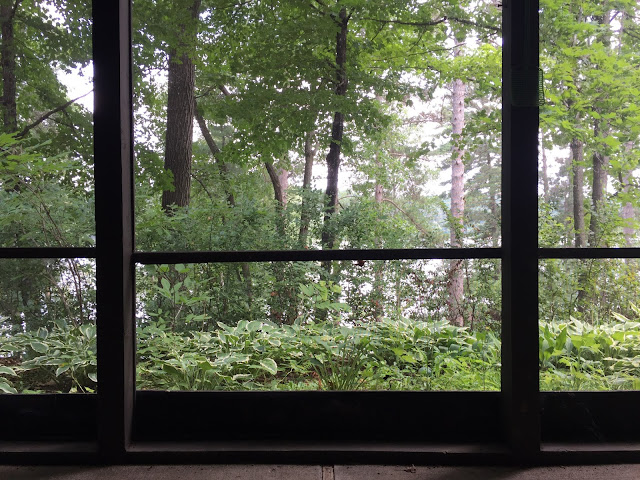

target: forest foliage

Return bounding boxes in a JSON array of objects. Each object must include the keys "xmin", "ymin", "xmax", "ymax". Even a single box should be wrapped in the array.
[{"xmin": 1, "ymin": 0, "xmax": 639, "ymax": 393}]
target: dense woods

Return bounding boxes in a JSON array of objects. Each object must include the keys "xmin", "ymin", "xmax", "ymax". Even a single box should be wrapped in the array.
[{"xmin": 1, "ymin": 0, "xmax": 640, "ymax": 393}]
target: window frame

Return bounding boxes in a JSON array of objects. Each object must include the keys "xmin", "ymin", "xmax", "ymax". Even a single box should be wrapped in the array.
[{"xmin": 2, "ymin": 0, "xmax": 640, "ymax": 465}]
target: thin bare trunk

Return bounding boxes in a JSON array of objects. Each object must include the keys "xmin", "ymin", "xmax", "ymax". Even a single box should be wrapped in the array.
[
  {"xmin": 588, "ymin": 8, "xmax": 612, "ymax": 246},
  {"xmin": 571, "ymin": 138, "xmax": 587, "ymax": 248},
  {"xmin": 541, "ymin": 130, "xmax": 550, "ymax": 202},
  {"xmin": 373, "ymin": 157, "xmax": 384, "ymax": 321},
  {"xmin": 571, "ymin": 138, "xmax": 589, "ymax": 308},
  {"xmin": 589, "ymin": 120, "xmax": 608, "ymax": 247},
  {"xmin": 621, "ymin": 142, "xmax": 635, "ymax": 247},
  {"xmin": 448, "ymin": 42, "xmax": 465, "ymax": 327},
  {"xmin": 299, "ymin": 130, "xmax": 316, "ymax": 247},
  {"xmin": 487, "ymin": 150, "xmax": 498, "ymax": 247},
  {"xmin": 240, "ymin": 263, "xmax": 253, "ymax": 314},
  {"xmin": 621, "ymin": 174, "xmax": 634, "ymax": 247}
]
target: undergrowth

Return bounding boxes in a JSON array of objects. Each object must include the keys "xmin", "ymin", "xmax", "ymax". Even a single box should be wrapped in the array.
[{"xmin": 2, "ymin": 314, "xmax": 640, "ymax": 393}]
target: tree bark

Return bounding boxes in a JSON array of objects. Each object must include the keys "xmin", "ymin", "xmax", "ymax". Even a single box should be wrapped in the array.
[
  {"xmin": 447, "ymin": 43, "xmax": 466, "ymax": 327},
  {"xmin": 486, "ymin": 148, "xmax": 499, "ymax": 247},
  {"xmin": 161, "ymin": 0, "xmax": 201, "ymax": 212},
  {"xmin": 571, "ymin": 138, "xmax": 589, "ymax": 309},
  {"xmin": 621, "ymin": 141, "xmax": 635, "ymax": 247},
  {"xmin": 571, "ymin": 138, "xmax": 587, "ymax": 248},
  {"xmin": 321, "ymin": 7, "xmax": 349, "ymax": 251},
  {"xmin": 372, "ymin": 182, "xmax": 384, "ymax": 321},
  {"xmin": 265, "ymin": 159, "xmax": 289, "ymax": 237},
  {"xmin": 195, "ymin": 106, "xmax": 235, "ymax": 205},
  {"xmin": 587, "ymin": 7, "xmax": 611, "ymax": 247},
  {"xmin": 265, "ymin": 160, "xmax": 295, "ymax": 323},
  {"xmin": 588, "ymin": 120, "xmax": 608, "ymax": 247},
  {"xmin": 540, "ymin": 130, "xmax": 550, "ymax": 202},
  {"xmin": 270, "ymin": 163, "xmax": 289, "ymax": 234},
  {"xmin": 299, "ymin": 130, "xmax": 316, "ymax": 247},
  {"xmin": 1, "ymin": 0, "xmax": 17, "ymax": 133},
  {"xmin": 265, "ymin": 161, "xmax": 287, "ymax": 206},
  {"xmin": 621, "ymin": 173, "xmax": 634, "ymax": 247}
]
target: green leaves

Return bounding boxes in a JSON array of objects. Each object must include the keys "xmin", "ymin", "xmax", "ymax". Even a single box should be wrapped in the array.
[
  {"xmin": 258, "ymin": 358, "xmax": 278, "ymax": 375},
  {"xmin": 0, "ymin": 366, "xmax": 17, "ymax": 376},
  {"xmin": 30, "ymin": 342, "xmax": 48, "ymax": 354},
  {"xmin": 0, "ymin": 381, "xmax": 18, "ymax": 394}
]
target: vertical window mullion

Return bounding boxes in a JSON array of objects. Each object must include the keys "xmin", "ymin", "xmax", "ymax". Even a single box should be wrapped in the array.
[
  {"xmin": 93, "ymin": 0, "xmax": 135, "ymax": 461},
  {"xmin": 502, "ymin": 0, "xmax": 540, "ymax": 459}
]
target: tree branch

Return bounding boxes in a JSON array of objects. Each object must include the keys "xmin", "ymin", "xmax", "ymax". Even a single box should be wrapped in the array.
[
  {"xmin": 17, "ymin": 90, "xmax": 92, "ymax": 138},
  {"xmin": 382, "ymin": 198, "xmax": 431, "ymax": 237},
  {"xmin": 191, "ymin": 170, "xmax": 215, "ymax": 203},
  {"xmin": 11, "ymin": 0, "xmax": 21, "ymax": 18},
  {"xmin": 194, "ymin": 102, "xmax": 236, "ymax": 206},
  {"xmin": 447, "ymin": 16, "xmax": 501, "ymax": 33},
  {"xmin": 363, "ymin": 17, "xmax": 447, "ymax": 28},
  {"xmin": 363, "ymin": 15, "xmax": 500, "ymax": 34}
]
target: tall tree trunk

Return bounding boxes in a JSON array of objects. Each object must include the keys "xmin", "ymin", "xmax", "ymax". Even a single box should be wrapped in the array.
[
  {"xmin": 161, "ymin": 0, "xmax": 201, "ymax": 212},
  {"xmin": 621, "ymin": 141, "xmax": 635, "ymax": 247},
  {"xmin": 265, "ymin": 160, "xmax": 296, "ymax": 324},
  {"xmin": 299, "ymin": 130, "xmax": 316, "ymax": 247},
  {"xmin": 265, "ymin": 160, "xmax": 288, "ymax": 236},
  {"xmin": 571, "ymin": 138, "xmax": 587, "ymax": 248},
  {"xmin": 372, "ymin": 154, "xmax": 384, "ymax": 321},
  {"xmin": 571, "ymin": 138, "xmax": 590, "ymax": 309},
  {"xmin": 447, "ymin": 43, "xmax": 465, "ymax": 327},
  {"xmin": 588, "ymin": 8, "xmax": 611, "ymax": 247},
  {"xmin": 486, "ymin": 148, "xmax": 499, "ymax": 247},
  {"xmin": 588, "ymin": 121, "xmax": 608, "ymax": 247},
  {"xmin": 540, "ymin": 130, "xmax": 550, "ymax": 202},
  {"xmin": 0, "ymin": 0, "xmax": 17, "ymax": 133},
  {"xmin": 278, "ymin": 169, "xmax": 289, "ymax": 207},
  {"xmin": 621, "ymin": 173, "xmax": 634, "ymax": 247},
  {"xmin": 321, "ymin": 7, "xmax": 349, "ymax": 252}
]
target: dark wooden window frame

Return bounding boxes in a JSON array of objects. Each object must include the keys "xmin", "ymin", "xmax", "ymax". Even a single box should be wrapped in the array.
[{"xmin": 1, "ymin": 0, "xmax": 639, "ymax": 465}]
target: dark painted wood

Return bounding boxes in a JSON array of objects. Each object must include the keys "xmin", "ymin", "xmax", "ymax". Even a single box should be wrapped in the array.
[
  {"xmin": 0, "ymin": 248, "xmax": 95, "ymax": 258},
  {"xmin": 2, "ymin": 442, "xmax": 639, "ymax": 465},
  {"xmin": 541, "ymin": 392, "xmax": 640, "ymax": 443},
  {"xmin": 125, "ymin": 443, "xmax": 512, "ymax": 465},
  {"xmin": 540, "ymin": 248, "xmax": 640, "ymax": 259},
  {"xmin": 93, "ymin": 0, "xmax": 135, "ymax": 463},
  {"xmin": 132, "ymin": 391, "xmax": 502, "ymax": 444},
  {"xmin": 0, "ymin": 394, "xmax": 97, "ymax": 441},
  {"xmin": 133, "ymin": 248, "xmax": 501, "ymax": 264},
  {"xmin": 502, "ymin": 0, "xmax": 541, "ymax": 460}
]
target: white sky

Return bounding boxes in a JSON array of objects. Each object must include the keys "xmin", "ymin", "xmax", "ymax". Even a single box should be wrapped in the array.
[{"xmin": 58, "ymin": 64, "xmax": 94, "ymax": 111}]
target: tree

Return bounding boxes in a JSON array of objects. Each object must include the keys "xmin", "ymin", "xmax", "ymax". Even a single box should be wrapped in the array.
[
  {"xmin": 448, "ymin": 38, "xmax": 466, "ymax": 326},
  {"xmin": 161, "ymin": 0, "xmax": 201, "ymax": 212}
]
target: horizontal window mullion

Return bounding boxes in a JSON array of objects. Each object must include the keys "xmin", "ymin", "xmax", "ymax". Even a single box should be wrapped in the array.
[
  {"xmin": 133, "ymin": 248, "xmax": 501, "ymax": 264},
  {"xmin": 133, "ymin": 391, "xmax": 502, "ymax": 443},
  {"xmin": 539, "ymin": 248, "xmax": 640, "ymax": 259},
  {"xmin": 0, "ymin": 247, "xmax": 96, "ymax": 259}
]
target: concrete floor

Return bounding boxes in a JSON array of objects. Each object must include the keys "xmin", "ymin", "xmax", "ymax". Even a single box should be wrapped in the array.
[{"xmin": 1, "ymin": 465, "xmax": 640, "ymax": 480}]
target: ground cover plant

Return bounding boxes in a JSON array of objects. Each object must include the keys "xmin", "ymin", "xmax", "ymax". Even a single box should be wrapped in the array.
[
  {"xmin": 3, "ymin": 295, "xmax": 640, "ymax": 393},
  {"xmin": 1, "ymin": 0, "xmax": 640, "ymax": 393}
]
